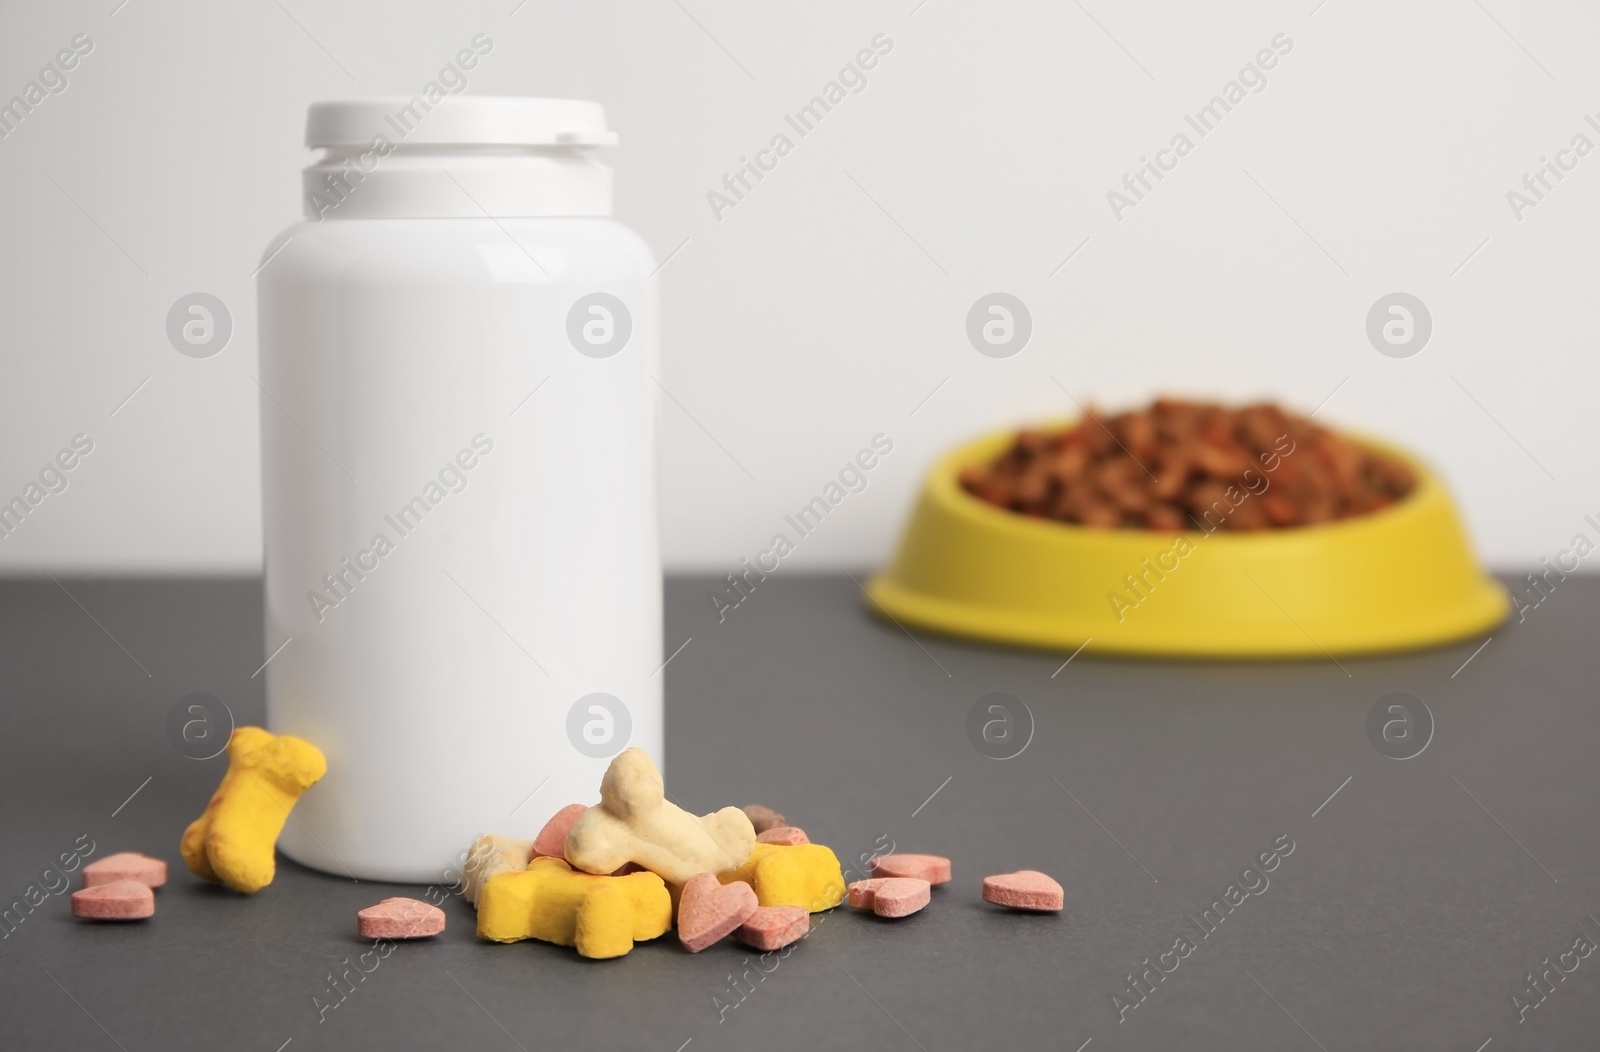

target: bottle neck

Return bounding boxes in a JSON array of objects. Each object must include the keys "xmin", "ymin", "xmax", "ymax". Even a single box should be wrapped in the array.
[{"xmin": 303, "ymin": 144, "xmax": 612, "ymax": 220}]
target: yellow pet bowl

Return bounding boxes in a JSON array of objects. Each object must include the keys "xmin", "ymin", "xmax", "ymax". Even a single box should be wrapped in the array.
[{"xmin": 866, "ymin": 427, "xmax": 1507, "ymax": 657}]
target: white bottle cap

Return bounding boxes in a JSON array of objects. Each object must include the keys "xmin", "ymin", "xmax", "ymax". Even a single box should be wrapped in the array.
[
  {"xmin": 302, "ymin": 96, "xmax": 616, "ymax": 220},
  {"xmin": 306, "ymin": 97, "xmax": 618, "ymax": 148}
]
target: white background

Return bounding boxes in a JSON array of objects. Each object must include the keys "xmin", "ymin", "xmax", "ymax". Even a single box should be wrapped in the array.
[{"xmin": 0, "ymin": 0, "xmax": 1594, "ymax": 575}]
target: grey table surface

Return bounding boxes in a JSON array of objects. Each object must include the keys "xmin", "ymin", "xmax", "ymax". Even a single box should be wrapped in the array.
[{"xmin": 1, "ymin": 573, "xmax": 1596, "ymax": 1052}]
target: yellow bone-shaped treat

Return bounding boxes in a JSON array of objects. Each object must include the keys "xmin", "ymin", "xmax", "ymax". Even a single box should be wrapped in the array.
[
  {"xmin": 563, "ymin": 748, "xmax": 755, "ymax": 885},
  {"xmin": 180, "ymin": 726, "xmax": 327, "ymax": 893},
  {"xmin": 717, "ymin": 842, "xmax": 846, "ymax": 912},
  {"xmin": 477, "ymin": 856, "xmax": 671, "ymax": 959}
]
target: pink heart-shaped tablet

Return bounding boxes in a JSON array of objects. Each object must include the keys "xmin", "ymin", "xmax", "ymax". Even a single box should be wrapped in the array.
[
  {"xmin": 83, "ymin": 851, "xmax": 168, "ymax": 889},
  {"xmin": 847, "ymin": 877, "xmax": 930, "ymax": 918},
  {"xmin": 357, "ymin": 897, "xmax": 445, "ymax": 939},
  {"xmin": 678, "ymin": 872, "xmax": 759, "ymax": 953},
  {"xmin": 870, "ymin": 853, "xmax": 951, "ymax": 886},
  {"xmin": 533, "ymin": 803, "xmax": 589, "ymax": 860},
  {"xmin": 72, "ymin": 880, "xmax": 154, "ymax": 921},
  {"xmin": 981, "ymin": 870, "xmax": 1063, "ymax": 912},
  {"xmin": 736, "ymin": 905, "xmax": 809, "ymax": 951}
]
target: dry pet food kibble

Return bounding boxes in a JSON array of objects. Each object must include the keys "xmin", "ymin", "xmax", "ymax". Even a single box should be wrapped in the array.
[
  {"xmin": 960, "ymin": 399, "xmax": 1415, "ymax": 531},
  {"xmin": 677, "ymin": 871, "xmax": 759, "ymax": 953},
  {"xmin": 72, "ymin": 880, "xmax": 154, "ymax": 921},
  {"xmin": 83, "ymin": 852, "xmax": 167, "ymax": 889},
  {"xmin": 562, "ymin": 748, "xmax": 755, "ymax": 885},
  {"xmin": 847, "ymin": 877, "xmax": 931, "ymax": 918},
  {"xmin": 180, "ymin": 726, "xmax": 327, "ymax": 894},
  {"xmin": 478, "ymin": 856, "xmax": 672, "ymax": 960},
  {"xmin": 981, "ymin": 870, "xmax": 1063, "ymax": 912},
  {"xmin": 756, "ymin": 826, "xmax": 809, "ymax": 846},
  {"xmin": 736, "ymin": 905, "xmax": 809, "ymax": 951},
  {"xmin": 870, "ymin": 853, "xmax": 951, "ymax": 886},
  {"xmin": 358, "ymin": 897, "xmax": 445, "ymax": 939}
]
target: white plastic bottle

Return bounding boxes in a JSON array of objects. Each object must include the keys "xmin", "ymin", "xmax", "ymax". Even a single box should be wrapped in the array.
[{"xmin": 256, "ymin": 97, "xmax": 660, "ymax": 882}]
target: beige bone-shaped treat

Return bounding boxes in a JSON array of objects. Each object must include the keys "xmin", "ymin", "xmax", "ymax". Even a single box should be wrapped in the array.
[
  {"xmin": 462, "ymin": 835, "xmax": 534, "ymax": 906},
  {"xmin": 563, "ymin": 748, "xmax": 755, "ymax": 885}
]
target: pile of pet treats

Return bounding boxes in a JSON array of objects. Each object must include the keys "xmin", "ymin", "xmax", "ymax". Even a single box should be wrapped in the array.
[{"xmin": 73, "ymin": 729, "xmax": 1063, "ymax": 960}]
